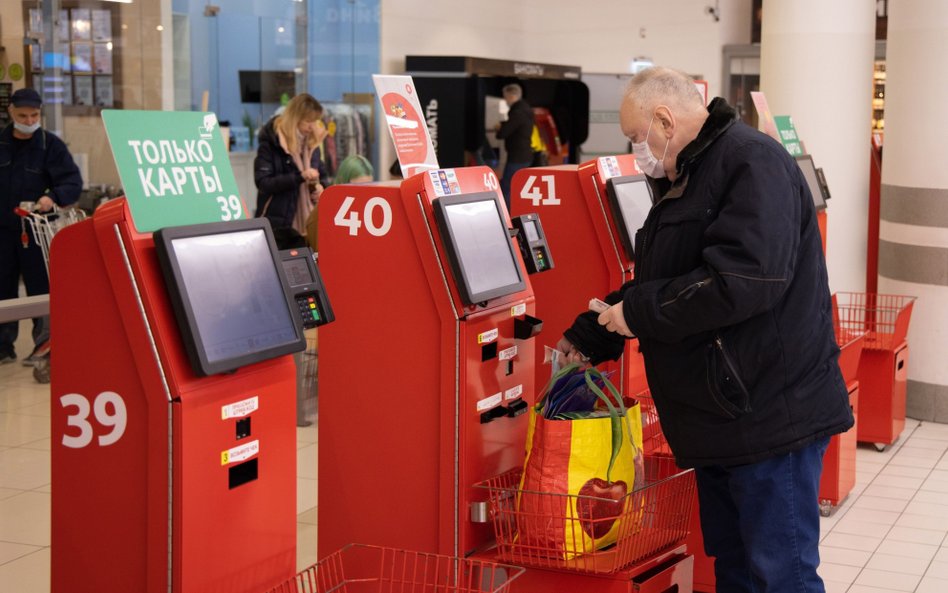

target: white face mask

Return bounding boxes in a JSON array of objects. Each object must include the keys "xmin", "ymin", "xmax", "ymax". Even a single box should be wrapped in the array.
[
  {"xmin": 14, "ymin": 121, "xmax": 41, "ymax": 135},
  {"xmin": 632, "ymin": 117, "xmax": 669, "ymax": 179}
]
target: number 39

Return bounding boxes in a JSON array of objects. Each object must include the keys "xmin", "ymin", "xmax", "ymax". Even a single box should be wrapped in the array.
[
  {"xmin": 60, "ymin": 391, "xmax": 127, "ymax": 448},
  {"xmin": 216, "ymin": 195, "xmax": 243, "ymax": 221}
]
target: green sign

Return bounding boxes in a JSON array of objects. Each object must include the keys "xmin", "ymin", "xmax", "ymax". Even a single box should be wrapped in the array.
[
  {"xmin": 774, "ymin": 115, "xmax": 803, "ymax": 157},
  {"xmin": 8, "ymin": 63, "xmax": 24, "ymax": 81},
  {"xmin": 102, "ymin": 110, "xmax": 246, "ymax": 232}
]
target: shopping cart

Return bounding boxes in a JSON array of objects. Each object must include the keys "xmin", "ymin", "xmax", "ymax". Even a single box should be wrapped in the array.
[
  {"xmin": 474, "ymin": 455, "xmax": 694, "ymax": 575},
  {"xmin": 268, "ymin": 544, "xmax": 524, "ymax": 593},
  {"xmin": 13, "ymin": 203, "xmax": 87, "ymax": 384}
]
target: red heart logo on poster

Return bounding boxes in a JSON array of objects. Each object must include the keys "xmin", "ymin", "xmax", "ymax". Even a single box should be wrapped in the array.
[{"xmin": 577, "ymin": 478, "xmax": 627, "ymax": 539}]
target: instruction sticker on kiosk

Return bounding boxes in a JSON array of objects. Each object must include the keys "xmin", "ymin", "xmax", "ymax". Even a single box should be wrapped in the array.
[
  {"xmin": 221, "ymin": 440, "xmax": 259, "ymax": 466},
  {"xmin": 511, "ymin": 303, "xmax": 527, "ymax": 317},
  {"xmin": 499, "ymin": 346, "xmax": 518, "ymax": 361},
  {"xmin": 599, "ymin": 156, "xmax": 622, "ymax": 180},
  {"xmin": 428, "ymin": 169, "xmax": 462, "ymax": 197},
  {"xmin": 221, "ymin": 396, "xmax": 258, "ymax": 420},
  {"xmin": 477, "ymin": 392, "xmax": 503, "ymax": 412},
  {"xmin": 478, "ymin": 328, "xmax": 499, "ymax": 344},
  {"xmin": 505, "ymin": 384, "xmax": 523, "ymax": 401}
]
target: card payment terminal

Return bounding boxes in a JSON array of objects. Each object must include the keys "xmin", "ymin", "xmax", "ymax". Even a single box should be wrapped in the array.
[{"xmin": 279, "ymin": 247, "xmax": 335, "ymax": 329}]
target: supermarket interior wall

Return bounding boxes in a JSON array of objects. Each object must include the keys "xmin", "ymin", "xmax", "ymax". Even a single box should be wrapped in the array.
[{"xmin": 377, "ymin": 0, "xmax": 753, "ymax": 176}]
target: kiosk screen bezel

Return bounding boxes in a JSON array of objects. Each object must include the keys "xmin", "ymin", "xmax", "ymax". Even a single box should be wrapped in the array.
[
  {"xmin": 604, "ymin": 174, "xmax": 653, "ymax": 260},
  {"xmin": 154, "ymin": 218, "xmax": 305, "ymax": 377},
  {"xmin": 433, "ymin": 192, "xmax": 526, "ymax": 305},
  {"xmin": 795, "ymin": 154, "xmax": 828, "ymax": 211}
]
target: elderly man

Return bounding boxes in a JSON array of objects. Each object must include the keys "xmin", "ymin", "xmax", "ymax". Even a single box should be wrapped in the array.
[
  {"xmin": 558, "ymin": 67, "xmax": 852, "ymax": 593},
  {"xmin": 0, "ymin": 88, "xmax": 82, "ymax": 365}
]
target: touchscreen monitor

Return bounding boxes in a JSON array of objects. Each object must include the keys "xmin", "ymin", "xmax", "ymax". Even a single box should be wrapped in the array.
[
  {"xmin": 154, "ymin": 218, "xmax": 305, "ymax": 376},
  {"xmin": 433, "ymin": 192, "xmax": 526, "ymax": 305},
  {"xmin": 795, "ymin": 154, "xmax": 828, "ymax": 210},
  {"xmin": 605, "ymin": 174, "xmax": 653, "ymax": 260}
]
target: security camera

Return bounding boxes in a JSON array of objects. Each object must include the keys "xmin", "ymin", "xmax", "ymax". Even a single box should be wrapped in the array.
[{"xmin": 705, "ymin": 5, "xmax": 720, "ymax": 22}]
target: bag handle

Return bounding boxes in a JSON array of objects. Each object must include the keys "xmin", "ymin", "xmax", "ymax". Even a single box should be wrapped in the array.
[
  {"xmin": 535, "ymin": 361, "xmax": 584, "ymax": 413},
  {"xmin": 584, "ymin": 367, "xmax": 640, "ymax": 485}
]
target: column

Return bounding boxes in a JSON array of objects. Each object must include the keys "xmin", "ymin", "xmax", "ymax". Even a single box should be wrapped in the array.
[
  {"xmin": 878, "ymin": 0, "xmax": 948, "ymax": 421},
  {"xmin": 759, "ymin": 0, "xmax": 876, "ymax": 293}
]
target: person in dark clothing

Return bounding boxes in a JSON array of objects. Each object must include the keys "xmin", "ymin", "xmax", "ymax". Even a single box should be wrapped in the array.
[
  {"xmin": 254, "ymin": 93, "xmax": 328, "ymax": 236},
  {"xmin": 495, "ymin": 83, "xmax": 533, "ymax": 208},
  {"xmin": 557, "ymin": 67, "xmax": 852, "ymax": 593},
  {"xmin": 0, "ymin": 88, "xmax": 82, "ymax": 365}
]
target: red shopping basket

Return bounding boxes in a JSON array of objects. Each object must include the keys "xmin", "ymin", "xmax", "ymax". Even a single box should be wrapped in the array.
[
  {"xmin": 835, "ymin": 329, "xmax": 866, "ymax": 386},
  {"xmin": 636, "ymin": 391, "xmax": 671, "ymax": 456},
  {"xmin": 474, "ymin": 455, "xmax": 694, "ymax": 574},
  {"xmin": 268, "ymin": 544, "xmax": 524, "ymax": 593},
  {"xmin": 832, "ymin": 292, "xmax": 916, "ymax": 351}
]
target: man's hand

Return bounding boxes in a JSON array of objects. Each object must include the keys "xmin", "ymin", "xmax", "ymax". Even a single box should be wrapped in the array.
[
  {"xmin": 598, "ymin": 303, "xmax": 634, "ymax": 337},
  {"xmin": 556, "ymin": 336, "xmax": 590, "ymax": 365},
  {"xmin": 36, "ymin": 196, "xmax": 55, "ymax": 212}
]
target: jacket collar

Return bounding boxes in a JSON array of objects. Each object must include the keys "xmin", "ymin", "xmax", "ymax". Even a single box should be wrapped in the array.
[
  {"xmin": 650, "ymin": 97, "xmax": 738, "ymax": 201},
  {"xmin": 0, "ymin": 124, "xmax": 47, "ymax": 149}
]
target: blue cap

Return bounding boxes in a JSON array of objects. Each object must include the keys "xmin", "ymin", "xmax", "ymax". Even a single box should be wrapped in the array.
[{"xmin": 11, "ymin": 88, "xmax": 42, "ymax": 108}]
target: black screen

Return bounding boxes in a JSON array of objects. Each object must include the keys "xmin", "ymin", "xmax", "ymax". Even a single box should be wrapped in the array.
[
  {"xmin": 434, "ymin": 193, "xmax": 526, "ymax": 305},
  {"xmin": 239, "ymin": 70, "xmax": 297, "ymax": 103},
  {"xmin": 605, "ymin": 175, "xmax": 652, "ymax": 260},
  {"xmin": 282, "ymin": 257, "xmax": 314, "ymax": 288},
  {"xmin": 795, "ymin": 155, "xmax": 827, "ymax": 210},
  {"xmin": 155, "ymin": 220, "xmax": 304, "ymax": 376}
]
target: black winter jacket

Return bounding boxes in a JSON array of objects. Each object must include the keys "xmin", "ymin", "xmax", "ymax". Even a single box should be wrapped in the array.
[
  {"xmin": 253, "ymin": 119, "xmax": 325, "ymax": 230},
  {"xmin": 0, "ymin": 125, "xmax": 82, "ymax": 230},
  {"xmin": 496, "ymin": 100, "xmax": 534, "ymax": 164},
  {"xmin": 565, "ymin": 98, "xmax": 853, "ymax": 468}
]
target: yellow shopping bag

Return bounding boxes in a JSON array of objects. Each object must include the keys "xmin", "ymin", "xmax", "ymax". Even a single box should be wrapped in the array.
[{"xmin": 518, "ymin": 364, "xmax": 644, "ymax": 559}]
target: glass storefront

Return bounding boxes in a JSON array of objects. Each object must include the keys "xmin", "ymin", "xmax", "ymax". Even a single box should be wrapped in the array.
[{"xmin": 3, "ymin": 0, "xmax": 380, "ymax": 199}]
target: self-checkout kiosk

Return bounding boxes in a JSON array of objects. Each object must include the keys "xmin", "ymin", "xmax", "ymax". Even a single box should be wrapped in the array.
[
  {"xmin": 317, "ymin": 164, "xmax": 692, "ymax": 593},
  {"xmin": 49, "ymin": 111, "xmax": 335, "ymax": 593},
  {"xmin": 795, "ymin": 154, "xmax": 831, "ymax": 253},
  {"xmin": 317, "ymin": 166, "xmax": 539, "ymax": 559},
  {"xmin": 510, "ymin": 155, "xmax": 649, "ymax": 414}
]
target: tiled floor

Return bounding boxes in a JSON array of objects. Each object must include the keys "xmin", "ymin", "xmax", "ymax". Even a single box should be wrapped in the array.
[{"xmin": 4, "ymin": 321, "xmax": 948, "ymax": 592}]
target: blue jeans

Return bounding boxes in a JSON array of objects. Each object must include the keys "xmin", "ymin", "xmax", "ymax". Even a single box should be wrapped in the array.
[
  {"xmin": 694, "ymin": 437, "xmax": 830, "ymax": 593},
  {"xmin": 500, "ymin": 161, "xmax": 531, "ymax": 211}
]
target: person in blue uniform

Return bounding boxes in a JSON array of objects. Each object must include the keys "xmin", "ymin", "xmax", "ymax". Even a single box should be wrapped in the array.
[{"xmin": 0, "ymin": 88, "xmax": 82, "ymax": 365}]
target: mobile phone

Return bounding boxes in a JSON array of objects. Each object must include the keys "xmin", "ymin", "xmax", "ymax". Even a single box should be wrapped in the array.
[{"xmin": 588, "ymin": 298, "xmax": 610, "ymax": 313}]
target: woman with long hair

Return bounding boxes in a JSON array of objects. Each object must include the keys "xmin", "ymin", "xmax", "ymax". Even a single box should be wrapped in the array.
[{"xmin": 254, "ymin": 93, "xmax": 328, "ymax": 237}]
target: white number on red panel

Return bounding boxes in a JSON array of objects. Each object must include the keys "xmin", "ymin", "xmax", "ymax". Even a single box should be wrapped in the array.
[
  {"xmin": 484, "ymin": 171, "xmax": 499, "ymax": 191},
  {"xmin": 60, "ymin": 391, "xmax": 128, "ymax": 448},
  {"xmin": 519, "ymin": 175, "xmax": 560, "ymax": 206},
  {"xmin": 334, "ymin": 196, "xmax": 393, "ymax": 237}
]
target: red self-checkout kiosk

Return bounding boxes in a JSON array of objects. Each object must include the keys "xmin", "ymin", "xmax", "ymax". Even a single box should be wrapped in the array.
[
  {"xmin": 510, "ymin": 155, "xmax": 650, "ymax": 403},
  {"xmin": 316, "ymin": 164, "xmax": 693, "ymax": 592},
  {"xmin": 317, "ymin": 166, "xmax": 540, "ymax": 560},
  {"xmin": 49, "ymin": 203, "xmax": 334, "ymax": 593}
]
